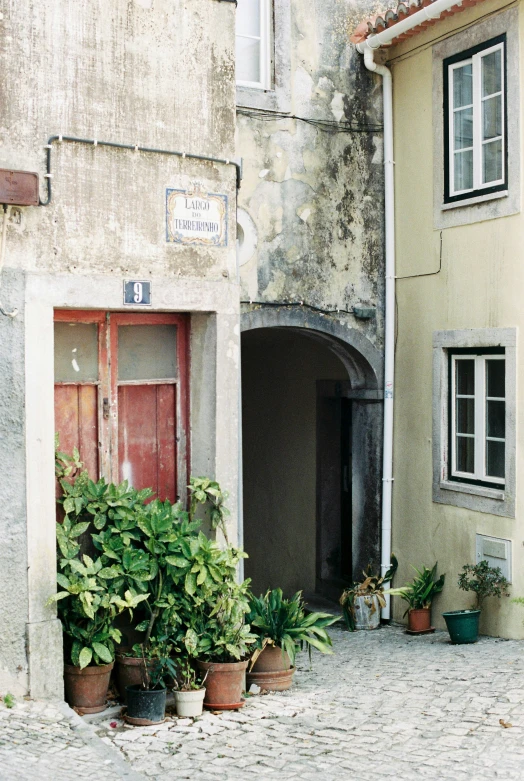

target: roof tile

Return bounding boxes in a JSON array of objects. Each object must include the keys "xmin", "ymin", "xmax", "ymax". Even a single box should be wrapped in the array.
[{"xmin": 350, "ymin": 0, "xmax": 487, "ymax": 45}]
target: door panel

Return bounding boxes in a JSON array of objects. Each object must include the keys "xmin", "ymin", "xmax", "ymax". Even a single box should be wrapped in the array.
[
  {"xmin": 54, "ymin": 384, "xmax": 99, "ymax": 480},
  {"xmin": 118, "ymin": 384, "xmax": 177, "ymax": 503}
]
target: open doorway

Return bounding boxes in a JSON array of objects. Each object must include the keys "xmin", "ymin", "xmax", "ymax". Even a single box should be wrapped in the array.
[{"xmin": 242, "ymin": 325, "xmax": 380, "ymax": 605}]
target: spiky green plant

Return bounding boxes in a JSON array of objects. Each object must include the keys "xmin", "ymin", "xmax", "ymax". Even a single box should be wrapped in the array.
[
  {"xmin": 389, "ymin": 562, "xmax": 445, "ymax": 616},
  {"xmin": 247, "ymin": 588, "xmax": 337, "ymax": 668}
]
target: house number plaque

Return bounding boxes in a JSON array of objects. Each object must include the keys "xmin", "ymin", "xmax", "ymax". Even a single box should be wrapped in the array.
[{"xmin": 123, "ymin": 280, "xmax": 152, "ymax": 306}]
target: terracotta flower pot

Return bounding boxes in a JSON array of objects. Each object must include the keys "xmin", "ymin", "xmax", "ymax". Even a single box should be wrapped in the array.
[
  {"xmin": 196, "ymin": 659, "xmax": 248, "ymax": 710},
  {"xmin": 115, "ymin": 654, "xmax": 148, "ymax": 704},
  {"xmin": 247, "ymin": 645, "xmax": 294, "ymax": 692},
  {"xmin": 251, "ymin": 645, "xmax": 291, "ymax": 672},
  {"xmin": 408, "ymin": 608, "xmax": 431, "ymax": 632},
  {"xmin": 64, "ymin": 661, "xmax": 114, "ymax": 714}
]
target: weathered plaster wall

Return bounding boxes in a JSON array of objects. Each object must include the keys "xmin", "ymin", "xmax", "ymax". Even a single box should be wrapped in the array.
[
  {"xmin": 238, "ymin": 0, "xmax": 384, "ymax": 338},
  {"xmin": 0, "ymin": 0, "xmax": 239, "ymax": 696},
  {"xmin": 0, "ymin": 0, "xmax": 237, "ymax": 282}
]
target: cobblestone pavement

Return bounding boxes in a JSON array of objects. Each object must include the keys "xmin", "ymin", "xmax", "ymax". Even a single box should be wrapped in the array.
[
  {"xmin": 96, "ymin": 625, "xmax": 524, "ymax": 780},
  {"xmin": 3, "ymin": 625, "xmax": 524, "ymax": 780},
  {"xmin": 0, "ymin": 698, "xmax": 141, "ymax": 780}
]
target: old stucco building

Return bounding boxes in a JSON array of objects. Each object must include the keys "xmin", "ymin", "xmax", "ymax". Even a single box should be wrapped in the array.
[
  {"xmin": 237, "ymin": 0, "xmax": 385, "ymax": 601},
  {"xmin": 0, "ymin": 0, "xmax": 386, "ymax": 699},
  {"xmin": 0, "ymin": 0, "xmax": 242, "ymax": 699},
  {"xmin": 352, "ymin": 0, "xmax": 524, "ymax": 638}
]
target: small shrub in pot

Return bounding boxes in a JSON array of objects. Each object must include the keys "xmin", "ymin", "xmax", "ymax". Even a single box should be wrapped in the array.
[
  {"xmin": 173, "ymin": 660, "xmax": 207, "ymax": 718},
  {"xmin": 443, "ymin": 560, "xmax": 510, "ymax": 644},
  {"xmin": 125, "ymin": 637, "xmax": 178, "ymax": 725}
]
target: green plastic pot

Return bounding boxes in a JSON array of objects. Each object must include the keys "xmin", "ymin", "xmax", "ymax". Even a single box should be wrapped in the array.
[{"xmin": 442, "ymin": 609, "xmax": 481, "ymax": 644}]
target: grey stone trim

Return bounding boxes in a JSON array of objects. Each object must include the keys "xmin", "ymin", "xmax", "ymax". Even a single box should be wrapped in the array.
[
  {"xmin": 432, "ymin": 327, "xmax": 516, "ymax": 518},
  {"xmin": 241, "ymin": 305, "xmax": 383, "ymax": 389},
  {"xmin": 432, "ymin": 7, "xmax": 521, "ymax": 230},
  {"xmin": 27, "ymin": 619, "xmax": 64, "ymax": 700},
  {"xmin": 236, "ymin": 0, "xmax": 291, "ymax": 113}
]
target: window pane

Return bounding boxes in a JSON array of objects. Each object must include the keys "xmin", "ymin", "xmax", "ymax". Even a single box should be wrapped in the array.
[
  {"xmin": 483, "ymin": 138, "xmax": 503, "ymax": 183},
  {"xmin": 456, "ymin": 359, "xmax": 475, "ymax": 395},
  {"xmin": 457, "ymin": 436, "xmax": 475, "ymax": 473},
  {"xmin": 236, "ymin": 0, "xmax": 261, "ymax": 38},
  {"xmin": 236, "ymin": 36, "xmax": 261, "ymax": 84},
  {"xmin": 54, "ymin": 322, "xmax": 98, "ymax": 382},
  {"xmin": 456, "ymin": 398, "xmax": 475, "ymax": 434},
  {"xmin": 482, "ymin": 95, "xmax": 502, "ymax": 140},
  {"xmin": 453, "ymin": 63, "xmax": 473, "ymax": 108},
  {"xmin": 486, "ymin": 359, "xmax": 505, "ymax": 397},
  {"xmin": 486, "ymin": 439, "xmax": 505, "ymax": 478},
  {"xmin": 454, "ymin": 150, "xmax": 473, "ymax": 191},
  {"xmin": 118, "ymin": 325, "xmax": 177, "ymax": 381},
  {"xmin": 454, "ymin": 108, "xmax": 473, "ymax": 150},
  {"xmin": 482, "ymin": 49, "xmax": 502, "ymax": 97},
  {"xmin": 486, "ymin": 400, "xmax": 505, "ymax": 438}
]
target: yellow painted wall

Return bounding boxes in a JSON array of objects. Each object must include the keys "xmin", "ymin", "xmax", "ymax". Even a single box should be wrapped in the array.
[{"xmin": 388, "ymin": 0, "xmax": 524, "ymax": 637}]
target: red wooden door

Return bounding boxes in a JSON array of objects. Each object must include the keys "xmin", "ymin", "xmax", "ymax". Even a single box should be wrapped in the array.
[{"xmin": 54, "ymin": 311, "xmax": 189, "ymax": 502}]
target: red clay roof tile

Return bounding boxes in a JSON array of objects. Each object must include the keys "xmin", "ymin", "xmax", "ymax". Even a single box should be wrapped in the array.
[{"xmin": 350, "ymin": 0, "xmax": 488, "ymax": 46}]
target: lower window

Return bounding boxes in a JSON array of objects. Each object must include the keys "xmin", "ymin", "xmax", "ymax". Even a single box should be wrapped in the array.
[{"xmin": 450, "ymin": 350, "xmax": 505, "ymax": 486}]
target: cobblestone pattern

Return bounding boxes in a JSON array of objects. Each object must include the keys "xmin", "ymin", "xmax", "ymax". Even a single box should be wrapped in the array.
[
  {"xmin": 0, "ymin": 699, "xmax": 141, "ymax": 780},
  {"xmin": 95, "ymin": 625, "xmax": 524, "ymax": 780},
  {"xmin": 3, "ymin": 626, "xmax": 524, "ymax": 780}
]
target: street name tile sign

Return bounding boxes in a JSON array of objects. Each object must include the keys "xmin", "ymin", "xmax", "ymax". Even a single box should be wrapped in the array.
[{"xmin": 166, "ymin": 189, "xmax": 228, "ymax": 246}]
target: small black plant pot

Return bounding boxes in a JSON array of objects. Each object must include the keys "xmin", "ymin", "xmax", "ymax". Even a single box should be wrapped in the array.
[{"xmin": 125, "ymin": 685, "xmax": 166, "ymax": 725}]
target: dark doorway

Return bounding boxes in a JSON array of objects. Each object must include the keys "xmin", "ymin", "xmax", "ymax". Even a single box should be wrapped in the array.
[
  {"xmin": 316, "ymin": 386, "xmax": 353, "ymax": 601},
  {"xmin": 241, "ymin": 328, "xmax": 350, "ymax": 598}
]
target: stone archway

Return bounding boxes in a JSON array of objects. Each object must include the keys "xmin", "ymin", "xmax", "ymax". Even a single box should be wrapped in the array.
[{"xmin": 240, "ymin": 307, "xmax": 383, "ymax": 601}]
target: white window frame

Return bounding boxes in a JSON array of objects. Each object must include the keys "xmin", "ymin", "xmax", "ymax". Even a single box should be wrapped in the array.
[
  {"xmin": 447, "ymin": 39, "xmax": 506, "ymax": 200},
  {"xmin": 235, "ymin": 0, "xmax": 272, "ymax": 91},
  {"xmin": 451, "ymin": 354, "xmax": 505, "ymax": 485}
]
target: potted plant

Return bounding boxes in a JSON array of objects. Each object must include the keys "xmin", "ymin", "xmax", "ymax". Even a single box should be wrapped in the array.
[
  {"xmin": 389, "ymin": 563, "xmax": 445, "ymax": 633},
  {"xmin": 339, "ymin": 555, "xmax": 398, "ymax": 630},
  {"xmin": 443, "ymin": 560, "xmax": 510, "ymax": 644},
  {"xmin": 173, "ymin": 659, "xmax": 207, "ymax": 718},
  {"xmin": 246, "ymin": 588, "xmax": 337, "ymax": 691},
  {"xmin": 50, "ymin": 512, "xmax": 148, "ymax": 714},
  {"xmin": 180, "ymin": 561, "xmax": 256, "ymax": 710},
  {"xmin": 125, "ymin": 636, "xmax": 178, "ymax": 725}
]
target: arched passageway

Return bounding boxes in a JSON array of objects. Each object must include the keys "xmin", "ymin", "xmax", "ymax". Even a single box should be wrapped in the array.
[{"xmin": 241, "ymin": 310, "xmax": 383, "ymax": 603}]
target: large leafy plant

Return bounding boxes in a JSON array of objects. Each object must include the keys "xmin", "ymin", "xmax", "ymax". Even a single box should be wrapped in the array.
[
  {"xmin": 54, "ymin": 443, "xmax": 255, "ymax": 668},
  {"xmin": 339, "ymin": 554, "xmax": 398, "ymax": 631},
  {"xmin": 247, "ymin": 589, "xmax": 337, "ymax": 667},
  {"xmin": 180, "ymin": 551, "xmax": 257, "ymax": 662},
  {"xmin": 49, "ymin": 515, "xmax": 148, "ymax": 668},
  {"xmin": 388, "ymin": 563, "xmax": 445, "ymax": 616}
]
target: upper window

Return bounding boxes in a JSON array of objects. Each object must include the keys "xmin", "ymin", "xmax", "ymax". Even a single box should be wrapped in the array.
[
  {"xmin": 450, "ymin": 350, "xmax": 505, "ymax": 487},
  {"xmin": 236, "ymin": 0, "xmax": 272, "ymax": 90},
  {"xmin": 444, "ymin": 35, "xmax": 507, "ymax": 203}
]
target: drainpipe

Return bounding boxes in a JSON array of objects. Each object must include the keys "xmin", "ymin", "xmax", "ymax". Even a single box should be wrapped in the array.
[
  {"xmin": 356, "ymin": 0, "xmax": 464, "ymax": 618},
  {"xmin": 356, "ymin": 45, "xmax": 395, "ymax": 619}
]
